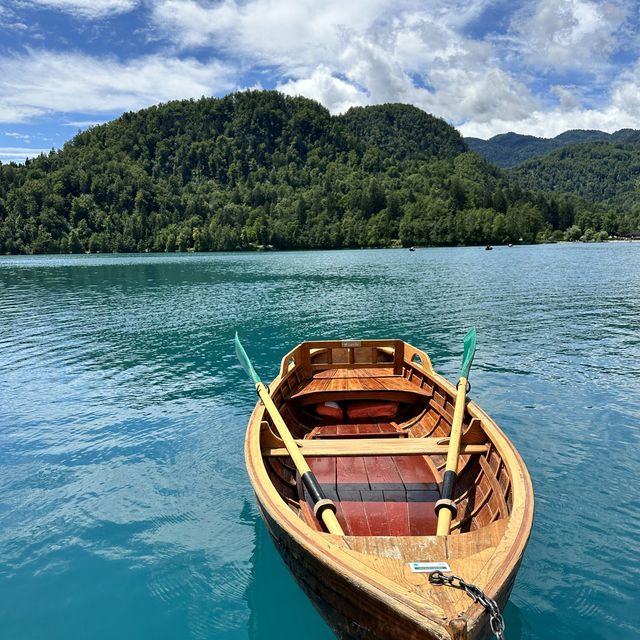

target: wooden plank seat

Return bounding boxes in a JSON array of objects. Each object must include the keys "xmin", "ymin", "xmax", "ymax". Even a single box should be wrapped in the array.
[
  {"xmin": 303, "ymin": 452, "xmax": 440, "ymax": 536},
  {"xmin": 262, "ymin": 438, "xmax": 489, "ymax": 457},
  {"xmin": 288, "ymin": 367, "xmax": 432, "ymax": 406}
]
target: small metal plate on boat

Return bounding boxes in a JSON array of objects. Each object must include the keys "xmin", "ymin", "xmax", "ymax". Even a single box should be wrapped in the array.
[
  {"xmin": 341, "ymin": 340, "xmax": 361, "ymax": 348},
  {"xmin": 408, "ymin": 562, "xmax": 451, "ymax": 573}
]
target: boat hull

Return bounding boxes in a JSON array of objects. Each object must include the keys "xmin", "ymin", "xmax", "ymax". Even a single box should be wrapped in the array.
[
  {"xmin": 259, "ymin": 502, "xmax": 441, "ymax": 640},
  {"xmin": 243, "ymin": 340, "xmax": 533, "ymax": 640},
  {"xmin": 257, "ymin": 498, "xmax": 517, "ymax": 640}
]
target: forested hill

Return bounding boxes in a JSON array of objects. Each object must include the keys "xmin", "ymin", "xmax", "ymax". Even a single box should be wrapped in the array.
[
  {"xmin": 466, "ymin": 129, "xmax": 639, "ymax": 168},
  {"xmin": 340, "ymin": 103, "xmax": 466, "ymax": 161},
  {"xmin": 0, "ymin": 90, "xmax": 624, "ymax": 254},
  {"xmin": 508, "ymin": 139, "xmax": 640, "ymax": 213}
]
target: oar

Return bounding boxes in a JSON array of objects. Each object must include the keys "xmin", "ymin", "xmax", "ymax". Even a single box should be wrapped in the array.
[
  {"xmin": 435, "ymin": 328, "xmax": 477, "ymax": 536},
  {"xmin": 235, "ymin": 333, "xmax": 345, "ymax": 536}
]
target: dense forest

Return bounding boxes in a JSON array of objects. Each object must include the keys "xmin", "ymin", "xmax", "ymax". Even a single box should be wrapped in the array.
[
  {"xmin": 0, "ymin": 91, "xmax": 636, "ymax": 254},
  {"xmin": 465, "ymin": 129, "xmax": 640, "ymax": 168},
  {"xmin": 507, "ymin": 140, "xmax": 640, "ymax": 233}
]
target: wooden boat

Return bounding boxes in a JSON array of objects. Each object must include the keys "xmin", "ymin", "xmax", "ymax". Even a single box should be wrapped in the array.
[{"xmin": 242, "ymin": 339, "xmax": 534, "ymax": 640}]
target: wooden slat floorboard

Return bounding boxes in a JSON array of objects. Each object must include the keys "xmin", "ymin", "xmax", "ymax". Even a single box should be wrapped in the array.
[
  {"xmin": 365, "ymin": 455, "xmax": 405, "ymax": 491},
  {"xmin": 337, "ymin": 456, "xmax": 369, "ymax": 491},
  {"xmin": 385, "ymin": 500, "xmax": 411, "ymax": 536},
  {"xmin": 339, "ymin": 501, "xmax": 370, "ymax": 536},
  {"xmin": 305, "ymin": 422, "xmax": 440, "ymax": 536},
  {"xmin": 311, "ymin": 422, "xmax": 404, "ymax": 439},
  {"xmin": 408, "ymin": 501, "xmax": 438, "ymax": 535},
  {"xmin": 361, "ymin": 496, "xmax": 391, "ymax": 536},
  {"xmin": 393, "ymin": 455, "xmax": 439, "ymax": 492}
]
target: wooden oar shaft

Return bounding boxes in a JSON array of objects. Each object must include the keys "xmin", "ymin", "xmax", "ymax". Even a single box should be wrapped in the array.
[
  {"xmin": 256, "ymin": 382, "xmax": 344, "ymax": 536},
  {"xmin": 436, "ymin": 375, "xmax": 468, "ymax": 536}
]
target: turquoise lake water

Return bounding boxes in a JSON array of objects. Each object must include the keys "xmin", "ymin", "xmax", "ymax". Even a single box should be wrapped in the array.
[{"xmin": 1, "ymin": 244, "xmax": 639, "ymax": 639}]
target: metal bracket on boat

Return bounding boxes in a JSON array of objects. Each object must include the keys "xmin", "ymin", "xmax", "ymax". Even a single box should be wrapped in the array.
[
  {"xmin": 256, "ymin": 385, "xmax": 271, "ymax": 399},
  {"xmin": 457, "ymin": 379, "xmax": 471, "ymax": 394},
  {"xmin": 312, "ymin": 498, "xmax": 337, "ymax": 518},
  {"xmin": 428, "ymin": 571, "xmax": 505, "ymax": 640},
  {"xmin": 434, "ymin": 498, "xmax": 457, "ymax": 518}
]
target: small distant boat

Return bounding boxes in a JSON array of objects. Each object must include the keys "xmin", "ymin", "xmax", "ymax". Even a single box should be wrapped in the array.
[
  {"xmin": 485, "ymin": 245, "xmax": 493, "ymax": 251},
  {"xmin": 410, "ymin": 246, "xmax": 415, "ymax": 252},
  {"xmin": 237, "ymin": 336, "xmax": 534, "ymax": 640}
]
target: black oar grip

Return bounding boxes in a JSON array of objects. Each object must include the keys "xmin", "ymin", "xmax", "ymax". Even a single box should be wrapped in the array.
[
  {"xmin": 441, "ymin": 469, "xmax": 457, "ymax": 499},
  {"xmin": 435, "ymin": 469, "xmax": 458, "ymax": 517},
  {"xmin": 301, "ymin": 471, "xmax": 337, "ymax": 518},
  {"xmin": 301, "ymin": 470, "xmax": 324, "ymax": 503}
]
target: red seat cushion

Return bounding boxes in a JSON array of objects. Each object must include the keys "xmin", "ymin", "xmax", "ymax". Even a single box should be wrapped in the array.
[
  {"xmin": 315, "ymin": 401, "xmax": 344, "ymax": 420},
  {"xmin": 346, "ymin": 400, "xmax": 399, "ymax": 420}
]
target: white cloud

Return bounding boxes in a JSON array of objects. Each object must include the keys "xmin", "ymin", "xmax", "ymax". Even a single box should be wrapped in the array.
[
  {"xmin": 4, "ymin": 131, "xmax": 32, "ymax": 141},
  {"xmin": 609, "ymin": 64, "xmax": 640, "ymax": 115},
  {"xmin": 2, "ymin": 0, "xmax": 639, "ymax": 140},
  {"xmin": 460, "ymin": 77, "xmax": 640, "ymax": 138},
  {"xmin": 63, "ymin": 120, "xmax": 107, "ymax": 128},
  {"xmin": 432, "ymin": 68, "xmax": 536, "ymax": 126},
  {"xmin": 277, "ymin": 67, "xmax": 368, "ymax": 114},
  {"xmin": 0, "ymin": 50, "xmax": 237, "ymax": 123},
  {"xmin": 276, "ymin": 13, "xmax": 538, "ymax": 129},
  {"xmin": 550, "ymin": 85, "xmax": 582, "ymax": 110},
  {"xmin": 0, "ymin": 147, "xmax": 50, "ymax": 163},
  {"xmin": 0, "ymin": 4, "xmax": 28, "ymax": 29},
  {"xmin": 460, "ymin": 108, "xmax": 620, "ymax": 138},
  {"xmin": 458, "ymin": 55, "xmax": 640, "ymax": 138},
  {"xmin": 22, "ymin": 0, "xmax": 139, "ymax": 19},
  {"xmin": 509, "ymin": 0, "xmax": 629, "ymax": 72},
  {"xmin": 151, "ymin": 1, "xmax": 540, "ymax": 129},
  {"xmin": 151, "ymin": 0, "xmax": 409, "ymax": 68},
  {"xmin": 150, "ymin": 0, "xmax": 239, "ymax": 49}
]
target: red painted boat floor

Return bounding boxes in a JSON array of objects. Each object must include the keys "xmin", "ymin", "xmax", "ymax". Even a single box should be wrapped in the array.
[{"xmin": 306, "ymin": 424, "xmax": 440, "ymax": 536}]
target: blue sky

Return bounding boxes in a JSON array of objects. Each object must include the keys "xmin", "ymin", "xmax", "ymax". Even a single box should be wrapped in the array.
[{"xmin": 1, "ymin": 0, "xmax": 639, "ymax": 162}]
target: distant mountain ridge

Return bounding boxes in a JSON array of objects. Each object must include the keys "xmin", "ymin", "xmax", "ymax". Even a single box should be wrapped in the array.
[{"xmin": 466, "ymin": 129, "xmax": 640, "ymax": 167}]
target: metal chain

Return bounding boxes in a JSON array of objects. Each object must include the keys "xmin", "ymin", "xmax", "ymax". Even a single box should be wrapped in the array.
[{"xmin": 428, "ymin": 571, "xmax": 505, "ymax": 640}]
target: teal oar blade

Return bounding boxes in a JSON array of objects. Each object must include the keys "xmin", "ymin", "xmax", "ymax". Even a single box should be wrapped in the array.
[
  {"xmin": 235, "ymin": 332, "xmax": 261, "ymax": 386},
  {"xmin": 234, "ymin": 332, "xmax": 345, "ymax": 535},
  {"xmin": 459, "ymin": 327, "xmax": 477, "ymax": 380}
]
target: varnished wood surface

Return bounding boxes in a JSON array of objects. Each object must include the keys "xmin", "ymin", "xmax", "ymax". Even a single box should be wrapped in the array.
[
  {"xmin": 245, "ymin": 339, "xmax": 535, "ymax": 640},
  {"xmin": 288, "ymin": 367, "xmax": 433, "ymax": 404},
  {"xmin": 262, "ymin": 438, "xmax": 489, "ymax": 458}
]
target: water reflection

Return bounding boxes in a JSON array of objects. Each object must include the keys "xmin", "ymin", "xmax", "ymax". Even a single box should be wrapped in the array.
[
  {"xmin": 501, "ymin": 600, "xmax": 524, "ymax": 639},
  {"xmin": 246, "ymin": 501, "xmax": 333, "ymax": 639}
]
